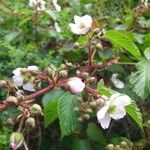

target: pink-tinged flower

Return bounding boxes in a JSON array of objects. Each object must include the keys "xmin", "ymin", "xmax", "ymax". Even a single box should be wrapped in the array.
[
  {"xmin": 111, "ymin": 73, "xmax": 125, "ymax": 89},
  {"xmin": 69, "ymin": 15, "xmax": 92, "ymax": 35},
  {"xmin": 29, "ymin": 0, "xmax": 46, "ymax": 11},
  {"xmin": 12, "ymin": 66, "xmax": 38, "ymax": 92},
  {"xmin": 97, "ymin": 93, "xmax": 131, "ymax": 129},
  {"xmin": 68, "ymin": 77, "xmax": 85, "ymax": 94}
]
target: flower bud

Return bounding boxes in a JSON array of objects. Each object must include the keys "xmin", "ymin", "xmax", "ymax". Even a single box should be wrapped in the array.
[
  {"xmin": 67, "ymin": 77, "xmax": 85, "ymax": 94},
  {"xmin": 59, "ymin": 70, "xmax": 68, "ymax": 77},
  {"xmin": 30, "ymin": 104, "xmax": 43, "ymax": 115},
  {"xmin": 96, "ymin": 98, "xmax": 105, "ymax": 106},
  {"xmin": 82, "ymin": 72, "xmax": 89, "ymax": 78},
  {"xmin": 120, "ymin": 141, "xmax": 128, "ymax": 148},
  {"xmin": 87, "ymin": 77, "xmax": 96, "ymax": 83},
  {"xmin": 6, "ymin": 96, "xmax": 18, "ymax": 105},
  {"xmin": 78, "ymin": 117, "xmax": 83, "ymax": 122},
  {"xmin": 7, "ymin": 118, "xmax": 15, "ymax": 126},
  {"xmin": 10, "ymin": 132, "xmax": 24, "ymax": 150},
  {"xmin": 89, "ymin": 101, "xmax": 97, "ymax": 108},
  {"xmin": 0, "ymin": 80, "xmax": 7, "ymax": 87},
  {"xmin": 85, "ymin": 108, "xmax": 93, "ymax": 113},
  {"xmin": 105, "ymin": 144, "xmax": 114, "ymax": 150},
  {"xmin": 74, "ymin": 107, "xmax": 79, "ymax": 112},
  {"xmin": 25, "ymin": 117, "xmax": 35, "ymax": 128},
  {"xmin": 82, "ymin": 114, "xmax": 90, "ymax": 120}
]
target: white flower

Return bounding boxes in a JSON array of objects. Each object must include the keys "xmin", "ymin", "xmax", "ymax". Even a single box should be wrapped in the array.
[
  {"xmin": 97, "ymin": 93, "xmax": 131, "ymax": 129},
  {"xmin": 27, "ymin": 65, "xmax": 38, "ymax": 71},
  {"xmin": 12, "ymin": 66, "xmax": 38, "ymax": 92},
  {"xmin": 54, "ymin": 22, "xmax": 61, "ymax": 32},
  {"xmin": 67, "ymin": 77, "xmax": 85, "ymax": 94},
  {"xmin": 52, "ymin": 0, "xmax": 61, "ymax": 12},
  {"xmin": 111, "ymin": 73, "xmax": 125, "ymax": 89},
  {"xmin": 29, "ymin": 0, "xmax": 46, "ymax": 11},
  {"xmin": 69, "ymin": 15, "xmax": 93, "ymax": 35}
]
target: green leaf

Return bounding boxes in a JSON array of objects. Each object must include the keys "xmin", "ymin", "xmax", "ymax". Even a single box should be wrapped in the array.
[
  {"xmin": 86, "ymin": 123, "xmax": 106, "ymax": 144},
  {"xmin": 110, "ymin": 137, "xmax": 132, "ymax": 145},
  {"xmin": 76, "ymin": 36, "xmax": 89, "ymax": 47},
  {"xmin": 43, "ymin": 89, "xmax": 65, "ymax": 127},
  {"xmin": 72, "ymin": 138, "xmax": 92, "ymax": 150},
  {"xmin": 44, "ymin": 100, "xmax": 58, "ymax": 128},
  {"xmin": 42, "ymin": 88, "xmax": 65, "ymax": 106},
  {"xmin": 58, "ymin": 92, "xmax": 79, "ymax": 137},
  {"xmin": 144, "ymin": 48, "xmax": 150, "ymax": 60},
  {"xmin": 105, "ymin": 30, "xmax": 141, "ymax": 60},
  {"xmin": 97, "ymin": 79, "xmax": 112, "ymax": 97},
  {"xmin": 125, "ymin": 102, "xmax": 143, "ymax": 129},
  {"xmin": 5, "ymin": 31, "xmax": 20, "ymax": 42},
  {"xmin": 130, "ymin": 59, "xmax": 150, "ymax": 100}
]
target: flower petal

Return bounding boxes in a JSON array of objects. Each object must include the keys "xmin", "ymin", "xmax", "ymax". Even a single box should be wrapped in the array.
[
  {"xmin": 23, "ymin": 82, "xmax": 35, "ymax": 92},
  {"xmin": 98, "ymin": 114, "xmax": 111, "ymax": 129},
  {"xmin": 13, "ymin": 68, "xmax": 22, "ymax": 76},
  {"xmin": 74, "ymin": 15, "xmax": 82, "ymax": 25},
  {"xmin": 81, "ymin": 15, "xmax": 92, "ymax": 28},
  {"xmin": 97, "ymin": 105, "xmax": 109, "ymax": 120},
  {"xmin": 13, "ymin": 76, "xmax": 23, "ymax": 87},
  {"xmin": 110, "ymin": 93, "xmax": 131, "ymax": 108},
  {"xmin": 110, "ymin": 107, "xmax": 126, "ymax": 120},
  {"xmin": 27, "ymin": 66, "xmax": 38, "ymax": 71}
]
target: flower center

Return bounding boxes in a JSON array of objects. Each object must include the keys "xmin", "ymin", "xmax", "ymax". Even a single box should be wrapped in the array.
[
  {"xmin": 108, "ymin": 105, "xmax": 117, "ymax": 114},
  {"xmin": 79, "ymin": 23, "xmax": 85, "ymax": 29}
]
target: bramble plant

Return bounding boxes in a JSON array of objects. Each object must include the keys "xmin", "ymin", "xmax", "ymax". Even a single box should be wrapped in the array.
[{"xmin": 0, "ymin": 0, "xmax": 150, "ymax": 149}]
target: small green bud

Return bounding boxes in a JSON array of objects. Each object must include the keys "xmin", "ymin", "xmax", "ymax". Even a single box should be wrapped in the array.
[
  {"xmin": 106, "ymin": 144, "xmax": 114, "ymax": 150},
  {"xmin": 82, "ymin": 72, "xmax": 89, "ymax": 78},
  {"xmin": 30, "ymin": 104, "xmax": 43, "ymax": 115},
  {"xmin": 96, "ymin": 98, "xmax": 105, "ymax": 106},
  {"xmin": 26, "ymin": 117, "xmax": 35, "ymax": 128},
  {"xmin": 7, "ymin": 118, "xmax": 15, "ymax": 126},
  {"xmin": 120, "ymin": 141, "xmax": 128, "ymax": 147},
  {"xmin": 59, "ymin": 70, "xmax": 68, "ymax": 77},
  {"xmin": 10, "ymin": 132, "xmax": 24, "ymax": 150},
  {"xmin": 82, "ymin": 114, "xmax": 90, "ymax": 120},
  {"xmin": 87, "ymin": 77, "xmax": 96, "ymax": 82},
  {"xmin": 86, "ymin": 108, "xmax": 93, "ymax": 113},
  {"xmin": 89, "ymin": 101, "xmax": 97, "ymax": 108},
  {"xmin": 78, "ymin": 117, "xmax": 83, "ymax": 122},
  {"xmin": 6, "ymin": 96, "xmax": 18, "ymax": 105},
  {"xmin": 0, "ymin": 80, "xmax": 7, "ymax": 87}
]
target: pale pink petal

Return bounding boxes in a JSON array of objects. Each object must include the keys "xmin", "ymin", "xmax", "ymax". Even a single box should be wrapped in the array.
[
  {"xmin": 69, "ymin": 23, "xmax": 80, "ymax": 34},
  {"xmin": 13, "ymin": 68, "xmax": 22, "ymax": 76},
  {"xmin": 27, "ymin": 66, "xmax": 38, "ymax": 71},
  {"xmin": 98, "ymin": 114, "xmax": 111, "ymax": 129},
  {"xmin": 81, "ymin": 15, "xmax": 92, "ymax": 28},
  {"xmin": 97, "ymin": 105, "xmax": 109, "ymax": 120},
  {"xmin": 74, "ymin": 15, "xmax": 82, "ymax": 25},
  {"xmin": 110, "ymin": 107, "xmax": 126, "ymax": 120},
  {"xmin": 23, "ymin": 82, "xmax": 35, "ymax": 92},
  {"xmin": 13, "ymin": 76, "xmax": 23, "ymax": 87}
]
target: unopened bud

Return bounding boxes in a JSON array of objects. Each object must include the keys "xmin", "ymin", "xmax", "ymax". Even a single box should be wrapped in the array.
[
  {"xmin": 76, "ymin": 70, "xmax": 81, "ymax": 75},
  {"xmin": 96, "ymin": 43, "xmax": 103, "ymax": 49},
  {"xmin": 82, "ymin": 72, "xmax": 89, "ymax": 78},
  {"xmin": 7, "ymin": 118, "xmax": 15, "ymax": 126},
  {"xmin": 25, "ymin": 117, "xmax": 35, "ymax": 128},
  {"xmin": 96, "ymin": 98, "xmax": 105, "ymax": 106},
  {"xmin": 60, "ymin": 64, "xmax": 66, "ymax": 69},
  {"xmin": 89, "ymin": 101, "xmax": 97, "ymax": 108},
  {"xmin": 115, "ymin": 145, "xmax": 120, "ymax": 149},
  {"xmin": 74, "ymin": 42, "xmax": 80, "ymax": 48},
  {"xmin": 85, "ymin": 108, "xmax": 93, "ymax": 113},
  {"xmin": 106, "ymin": 144, "xmax": 114, "ymax": 150},
  {"xmin": 120, "ymin": 141, "xmax": 128, "ymax": 147},
  {"xmin": 10, "ymin": 132, "xmax": 24, "ymax": 150},
  {"xmin": 30, "ymin": 104, "xmax": 43, "ymax": 115},
  {"xmin": 147, "ymin": 120, "xmax": 150, "ymax": 125},
  {"xmin": 6, "ymin": 96, "xmax": 18, "ymax": 105},
  {"xmin": 66, "ymin": 62, "xmax": 73, "ymax": 67},
  {"xmin": 87, "ymin": 77, "xmax": 96, "ymax": 83},
  {"xmin": 78, "ymin": 117, "xmax": 83, "ymax": 122},
  {"xmin": 0, "ymin": 80, "xmax": 7, "ymax": 87},
  {"xmin": 59, "ymin": 70, "xmax": 68, "ymax": 77},
  {"xmin": 74, "ymin": 107, "xmax": 79, "ymax": 112},
  {"xmin": 82, "ymin": 114, "xmax": 90, "ymax": 120}
]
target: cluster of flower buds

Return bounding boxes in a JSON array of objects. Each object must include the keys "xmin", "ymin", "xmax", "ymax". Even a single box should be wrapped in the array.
[
  {"xmin": 105, "ymin": 141, "xmax": 133, "ymax": 150},
  {"xmin": 75, "ymin": 97, "xmax": 105, "ymax": 122}
]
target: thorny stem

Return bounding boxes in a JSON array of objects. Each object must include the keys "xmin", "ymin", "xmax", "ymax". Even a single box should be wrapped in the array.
[
  {"xmin": 17, "ymin": 115, "xmax": 25, "ymax": 132},
  {"xmin": 88, "ymin": 39, "xmax": 92, "ymax": 66}
]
